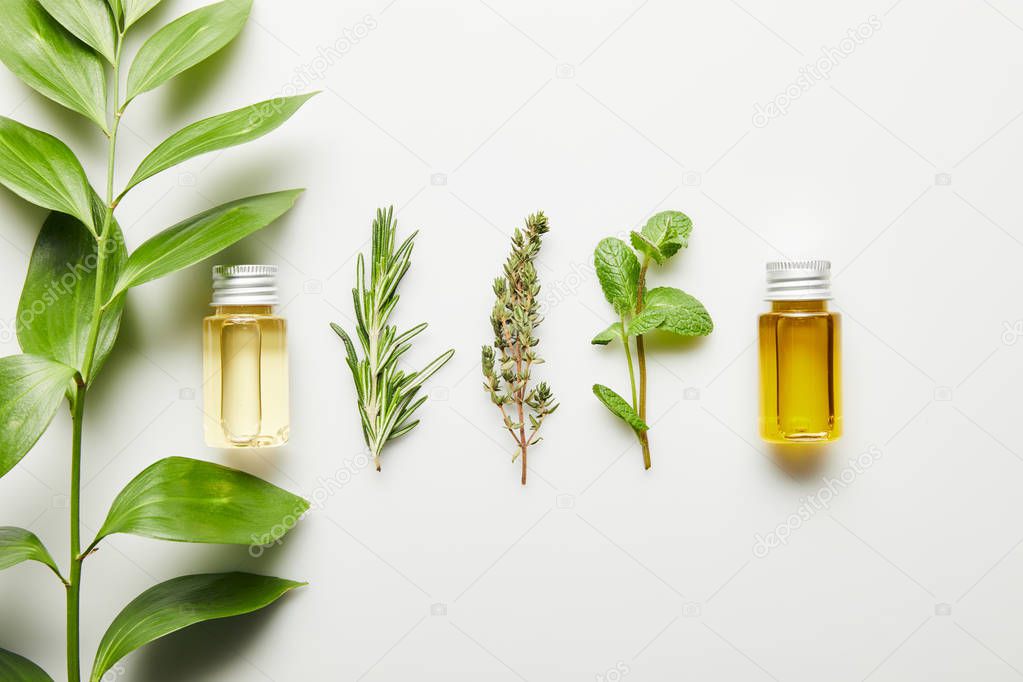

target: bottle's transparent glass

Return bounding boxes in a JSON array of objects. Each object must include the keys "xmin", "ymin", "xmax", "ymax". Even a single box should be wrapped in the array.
[
  {"xmin": 759, "ymin": 300, "xmax": 842, "ymax": 443},
  {"xmin": 203, "ymin": 305, "xmax": 289, "ymax": 448}
]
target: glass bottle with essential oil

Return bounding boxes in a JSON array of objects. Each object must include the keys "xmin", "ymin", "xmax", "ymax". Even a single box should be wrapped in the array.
[
  {"xmin": 758, "ymin": 260, "xmax": 841, "ymax": 443},
  {"xmin": 203, "ymin": 265, "xmax": 289, "ymax": 448}
]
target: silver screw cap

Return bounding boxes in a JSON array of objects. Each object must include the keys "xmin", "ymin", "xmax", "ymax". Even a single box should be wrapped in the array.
[
  {"xmin": 211, "ymin": 264, "xmax": 279, "ymax": 306},
  {"xmin": 765, "ymin": 260, "xmax": 832, "ymax": 301}
]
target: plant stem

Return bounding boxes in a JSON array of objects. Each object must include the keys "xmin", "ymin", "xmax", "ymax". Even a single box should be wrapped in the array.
[
  {"xmin": 69, "ymin": 33, "xmax": 124, "ymax": 682},
  {"xmin": 620, "ymin": 318, "xmax": 637, "ymax": 410},
  {"xmin": 636, "ymin": 259, "xmax": 651, "ymax": 469},
  {"xmin": 636, "ymin": 337, "xmax": 651, "ymax": 470},
  {"xmin": 66, "ymin": 385, "xmax": 85, "ymax": 682},
  {"xmin": 513, "ymin": 335, "xmax": 527, "ymax": 486},
  {"xmin": 80, "ymin": 39, "xmax": 123, "ymax": 382}
]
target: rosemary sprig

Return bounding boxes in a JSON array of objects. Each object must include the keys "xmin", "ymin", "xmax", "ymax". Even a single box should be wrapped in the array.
[
  {"xmin": 482, "ymin": 211, "xmax": 558, "ymax": 485},
  {"xmin": 332, "ymin": 206, "xmax": 454, "ymax": 472}
]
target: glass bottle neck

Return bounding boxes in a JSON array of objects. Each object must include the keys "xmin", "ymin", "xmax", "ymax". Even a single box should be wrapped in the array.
[
  {"xmin": 214, "ymin": 305, "xmax": 275, "ymax": 316},
  {"xmin": 771, "ymin": 300, "xmax": 829, "ymax": 313}
]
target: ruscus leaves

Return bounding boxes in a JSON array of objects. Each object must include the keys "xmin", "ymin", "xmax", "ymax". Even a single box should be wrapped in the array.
[
  {"xmin": 95, "ymin": 457, "xmax": 309, "ymax": 546},
  {"xmin": 124, "ymin": 0, "xmax": 163, "ymax": 27},
  {"xmin": 0, "ymin": 354, "xmax": 77, "ymax": 479},
  {"xmin": 0, "ymin": 0, "xmax": 107, "ymax": 129},
  {"xmin": 18, "ymin": 206, "xmax": 127, "ymax": 381},
  {"xmin": 592, "ymin": 384, "xmax": 648, "ymax": 433},
  {"xmin": 108, "ymin": 189, "xmax": 303, "ymax": 300},
  {"xmin": 37, "ymin": 0, "xmax": 116, "ymax": 63},
  {"xmin": 90, "ymin": 572, "xmax": 303, "ymax": 682},
  {"xmin": 594, "ymin": 237, "xmax": 639, "ymax": 315},
  {"xmin": 0, "ymin": 526, "xmax": 61, "ymax": 579},
  {"xmin": 0, "ymin": 117, "xmax": 97, "ymax": 234},
  {"xmin": 126, "ymin": 93, "xmax": 317, "ymax": 193},
  {"xmin": 0, "ymin": 649, "xmax": 53, "ymax": 682},
  {"xmin": 126, "ymin": 0, "xmax": 253, "ymax": 101}
]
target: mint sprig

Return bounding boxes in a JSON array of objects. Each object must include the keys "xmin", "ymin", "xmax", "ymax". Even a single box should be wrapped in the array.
[{"xmin": 591, "ymin": 210, "xmax": 713, "ymax": 470}]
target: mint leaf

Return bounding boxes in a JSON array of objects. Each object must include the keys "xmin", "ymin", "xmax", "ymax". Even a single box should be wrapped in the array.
[
  {"xmin": 631, "ymin": 211, "xmax": 692, "ymax": 263},
  {"xmin": 627, "ymin": 308, "xmax": 666, "ymax": 336},
  {"xmin": 591, "ymin": 322, "xmax": 623, "ymax": 346},
  {"xmin": 628, "ymin": 287, "xmax": 713, "ymax": 337},
  {"xmin": 592, "ymin": 384, "xmax": 649, "ymax": 432},
  {"xmin": 629, "ymin": 231, "xmax": 662, "ymax": 263},
  {"xmin": 594, "ymin": 237, "xmax": 639, "ymax": 315}
]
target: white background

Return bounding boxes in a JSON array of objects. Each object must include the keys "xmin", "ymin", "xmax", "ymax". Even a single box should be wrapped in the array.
[{"xmin": 2, "ymin": 0, "xmax": 1023, "ymax": 680}]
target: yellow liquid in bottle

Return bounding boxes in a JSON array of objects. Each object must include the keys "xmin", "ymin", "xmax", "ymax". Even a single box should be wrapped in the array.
[
  {"xmin": 758, "ymin": 300, "xmax": 841, "ymax": 443},
  {"xmin": 203, "ymin": 305, "xmax": 289, "ymax": 448}
]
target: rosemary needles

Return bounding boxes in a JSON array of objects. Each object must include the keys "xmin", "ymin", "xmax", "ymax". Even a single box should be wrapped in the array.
[
  {"xmin": 331, "ymin": 207, "xmax": 454, "ymax": 472},
  {"xmin": 482, "ymin": 211, "xmax": 558, "ymax": 485}
]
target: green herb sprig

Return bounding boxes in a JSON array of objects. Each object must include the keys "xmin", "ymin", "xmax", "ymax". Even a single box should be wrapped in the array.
[
  {"xmin": 332, "ymin": 207, "xmax": 454, "ymax": 472},
  {"xmin": 591, "ymin": 210, "xmax": 713, "ymax": 469},
  {"xmin": 482, "ymin": 211, "xmax": 558, "ymax": 485}
]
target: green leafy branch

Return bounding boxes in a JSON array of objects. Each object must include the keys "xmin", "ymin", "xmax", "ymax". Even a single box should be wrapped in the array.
[
  {"xmin": 332, "ymin": 207, "xmax": 454, "ymax": 472},
  {"xmin": 591, "ymin": 211, "xmax": 713, "ymax": 469},
  {"xmin": 481, "ymin": 211, "xmax": 558, "ymax": 485},
  {"xmin": 0, "ymin": 0, "xmax": 315, "ymax": 679}
]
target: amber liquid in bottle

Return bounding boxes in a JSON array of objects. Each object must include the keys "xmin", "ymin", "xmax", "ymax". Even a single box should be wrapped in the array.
[
  {"xmin": 203, "ymin": 305, "xmax": 289, "ymax": 448},
  {"xmin": 759, "ymin": 300, "xmax": 841, "ymax": 443}
]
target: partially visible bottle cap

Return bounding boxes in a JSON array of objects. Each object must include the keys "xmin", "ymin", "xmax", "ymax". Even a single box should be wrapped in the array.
[
  {"xmin": 211, "ymin": 264, "xmax": 279, "ymax": 306},
  {"xmin": 765, "ymin": 260, "xmax": 832, "ymax": 301}
]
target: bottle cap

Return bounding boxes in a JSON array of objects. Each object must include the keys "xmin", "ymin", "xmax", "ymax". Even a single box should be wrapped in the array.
[
  {"xmin": 211, "ymin": 265, "xmax": 279, "ymax": 306},
  {"xmin": 765, "ymin": 260, "xmax": 832, "ymax": 301}
]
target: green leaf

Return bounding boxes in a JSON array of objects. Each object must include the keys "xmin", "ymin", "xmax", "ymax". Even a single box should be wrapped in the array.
[
  {"xmin": 37, "ymin": 0, "xmax": 116, "ymax": 62},
  {"xmin": 124, "ymin": 0, "xmax": 162, "ymax": 27},
  {"xmin": 90, "ymin": 572, "xmax": 303, "ymax": 682},
  {"xmin": 0, "ymin": 648, "xmax": 53, "ymax": 681},
  {"xmin": 95, "ymin": 456, "xmax": 309, "ymax": 546},
  {"xmin": 594, "ymin": 237, "xmax": 639, "ymax": 316},
  {"xmin": 591, "ymin": 322, "xmax": 623, "ymax": 346},
  {"xmin": 17, "ymin": 206, "xmax": 126, "ymax": 381},
  {"xmin": 106, "ymin": 0, "xmax": 122, "ymax": 22},
  {"xmin": 0, "ymin": 527, "xmax": 61, "ymax": 578},
  {"xmin": 0, "ymin": 355, "xmax": 77, "ymax": 479},
  {"xmin": 592, "ymin": 384, "xmax": 648, "ymax": 433},
  {"xmin": 628, "ymin": 287, "xmax": 713, "ymax": 337},
  {"xmin": 125, "ymin": 93, "xmax": 317, "ymax": 193},
  {"xmin": 0, "ymin": 117, "xmax": 97, "ymax": 233},
  {"xmin": 630, "ymin": 211, "xmax": 692, "ymax": 264},
  {"xmin": 126, "ymin": 0, "xmax": 252, "ymax": 101},
  {"xmin": 0, "ymin": 0, "xmax": 107, "ymax": 129},
  {"xmin": 108, "ymin": 189, "xmax": 303, "ymax": 300}
]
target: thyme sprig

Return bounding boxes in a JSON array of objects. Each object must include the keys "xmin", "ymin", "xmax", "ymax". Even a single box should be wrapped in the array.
[
  {"xmin": 332, "ymin": 206, "xmax": 454, "ymax": 472},
  {"xmin": 482, "ymin": 211, "xmax": 558, "ymax": 485}
]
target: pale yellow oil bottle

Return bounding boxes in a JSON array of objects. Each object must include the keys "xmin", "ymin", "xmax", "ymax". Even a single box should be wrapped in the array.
[
  {"xmin": 203, "ymin": 266, "xmax": 289, "ymax": 448},
  {"xmin": 758, "ymin": 261, "xmax": 841, "ymax": 443}
]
